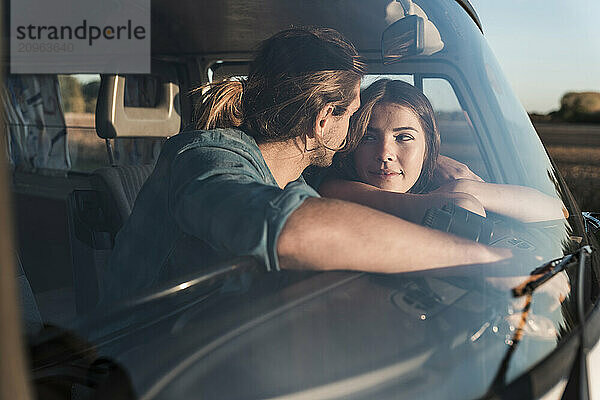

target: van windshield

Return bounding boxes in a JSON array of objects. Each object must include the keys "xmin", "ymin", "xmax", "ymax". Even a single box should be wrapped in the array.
[{"xmin": 9, "ymin": 0, "xmax": 599, "ymax": 399}]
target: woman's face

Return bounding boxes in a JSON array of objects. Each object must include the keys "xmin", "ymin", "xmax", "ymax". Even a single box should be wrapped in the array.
[{"xmin": 352, "ymin": 103, "xmax": 427, "ymax": 193}]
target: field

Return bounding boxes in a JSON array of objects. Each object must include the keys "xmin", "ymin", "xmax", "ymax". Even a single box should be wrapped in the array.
[{"xmin": 535, "ymin": 122, "xmax": 600, "ymax": 212}]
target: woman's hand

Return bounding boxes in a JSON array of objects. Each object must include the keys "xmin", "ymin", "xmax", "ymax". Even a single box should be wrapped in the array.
[{"xmin": 431, "ymin": 155, "xmax": 483, "ymax": 188}]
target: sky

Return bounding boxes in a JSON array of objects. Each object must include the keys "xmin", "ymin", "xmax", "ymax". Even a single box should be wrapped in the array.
[{"xmin": 470, "ymin": 0, "xmax": 600, "ymax": 114}]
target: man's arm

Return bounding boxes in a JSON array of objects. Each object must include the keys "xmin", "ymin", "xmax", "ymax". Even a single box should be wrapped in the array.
[
  {"xmin": 277, "ymin": 198, "xmax": 510, "ymax": 273},
  {"xmin": 169, "ymin": 145, "xmax": 322, "ymax": 272}
]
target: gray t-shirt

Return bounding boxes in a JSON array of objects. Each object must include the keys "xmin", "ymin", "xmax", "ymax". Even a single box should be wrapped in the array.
[{"xmin": 102, "ymin": 128, "xmax": 319, "ymax": 302}]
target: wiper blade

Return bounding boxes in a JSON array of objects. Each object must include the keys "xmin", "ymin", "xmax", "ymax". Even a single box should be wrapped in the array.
[
  {"xmin": 512, "ymin": 245, "xmax": 592, "ymax": 297},
  {"xmin": 486, "ymin": 245, "xmax": 593, "ymax": 396}
]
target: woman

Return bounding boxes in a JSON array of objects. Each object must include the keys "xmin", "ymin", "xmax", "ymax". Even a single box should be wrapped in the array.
[{"xmin": 319, "ymin": 79, "xmax": 566, "ymax": 224}]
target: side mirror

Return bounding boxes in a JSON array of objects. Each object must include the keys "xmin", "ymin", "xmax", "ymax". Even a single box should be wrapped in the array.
[{"xmin": 381, "ymin": 14, "xmax": 425, "ymax": 64}]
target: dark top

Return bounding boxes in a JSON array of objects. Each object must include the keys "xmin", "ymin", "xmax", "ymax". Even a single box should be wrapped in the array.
[{"xmin": 102, "ymin": 128, "xmax": 319, "ymax": 301}]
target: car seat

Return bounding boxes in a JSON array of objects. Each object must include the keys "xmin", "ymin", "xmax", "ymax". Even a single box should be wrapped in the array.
[
  {"xmin": 67, "ymin": 165, "xmax": 153, "ymax": 314},
  {"xmin": 67, "ymin": 66, "xmax": 182, "ymax": 314}
]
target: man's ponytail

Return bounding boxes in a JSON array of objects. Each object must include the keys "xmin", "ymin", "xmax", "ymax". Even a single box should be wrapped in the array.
[
  {"xmin": 193, "ymin": 79, "xmax": 244, "ymax": 130},
  {"xmin": 191, "ymin": 28, "xmax": 364, "ymax": 143}
]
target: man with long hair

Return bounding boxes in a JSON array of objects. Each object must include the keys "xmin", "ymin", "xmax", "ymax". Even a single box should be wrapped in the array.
[{"xmin": 103, "ymin": 27, "xmax": 509, "ymax": 300}]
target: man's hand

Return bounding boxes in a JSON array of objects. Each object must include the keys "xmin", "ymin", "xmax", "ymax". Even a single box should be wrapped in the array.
[
  {"xmin": 431, "ymin": 155, "xmax": 484, "ymax": 188},
  {"xmin": 486, "ymin": 271, "xmax": 570, "ymax": 340},
  {"xmin": 486, "ymin": 271, "xmax": 571, "ymax": 312}
]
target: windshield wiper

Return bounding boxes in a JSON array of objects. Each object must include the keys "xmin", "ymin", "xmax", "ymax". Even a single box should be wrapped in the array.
[
  {"xmin": 485, "ymin": 245, "xmax": 593, "ymax": 397},
  {"xmin": 512, "ymin": 245, "xmax": 592, "ymax": 297}
]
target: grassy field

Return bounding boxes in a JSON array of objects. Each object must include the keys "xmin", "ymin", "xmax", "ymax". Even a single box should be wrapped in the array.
[{"xmin": 536, "ymin": 123, "xmax": 600, "ymax": 212}]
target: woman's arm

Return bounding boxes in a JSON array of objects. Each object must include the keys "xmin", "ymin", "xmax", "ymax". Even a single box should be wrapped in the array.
[
  {"xmin": 319, "ymin": 178, "xmax": 485, "ymax": 224},
  {"xmin": 435, "ymin": 179, "xmax": 568, "ymax": 222},
  {"xmin": 319, "ymin": 176, "xmax": 565, "ymax": 224}
]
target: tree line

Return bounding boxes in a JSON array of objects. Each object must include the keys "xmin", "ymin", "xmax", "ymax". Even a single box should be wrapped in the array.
[
  {"xmin": 58, "ymin": 75, "xmax": 99, "ymax": 114},
  {"xmin": 530, "ymin": 92, "xmax": 600, "ymax": 123}
]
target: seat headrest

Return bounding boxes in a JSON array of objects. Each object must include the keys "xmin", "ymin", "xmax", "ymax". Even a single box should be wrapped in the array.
[{"xmin": 96, "ymin": 62, "xmax": 181, "ymax": 139}]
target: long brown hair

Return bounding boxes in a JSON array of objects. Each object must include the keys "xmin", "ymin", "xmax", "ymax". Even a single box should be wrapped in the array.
[
  {"xmin": 334, "ymin": 79, "xmax": 441, "ymax": 193},
  {"xmin": 193, "ymin": 27, "xmax": 365, "ymax": 150}
]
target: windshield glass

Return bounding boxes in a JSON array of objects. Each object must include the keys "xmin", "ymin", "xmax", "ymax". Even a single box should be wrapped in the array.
[
  {"xmin": 8, "ymin": 0, "xmax": 599, "ymax": 399},
  {"xmin": 330, "ymin": 0, "xmax": 591, "ymax": 395}
]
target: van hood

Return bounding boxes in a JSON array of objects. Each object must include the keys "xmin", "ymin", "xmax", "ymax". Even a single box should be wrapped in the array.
[{"xmin": 99, "ymin": 270, "xmax": 524, "ymax": 400}]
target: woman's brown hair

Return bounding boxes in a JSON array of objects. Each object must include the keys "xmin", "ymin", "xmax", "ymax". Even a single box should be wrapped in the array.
[
  {"xmin": 334, "ymin": 79, "xmax": 441, "ymax": 193},
  {"xmin": 193, "ymin": 27, "xmax": 365, "ymax": 150}
]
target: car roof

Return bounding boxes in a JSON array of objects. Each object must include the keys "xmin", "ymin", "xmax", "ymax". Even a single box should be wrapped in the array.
[{"xmin": 150, "ymin": 0, "xmax": 482, "ymax": 56}]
